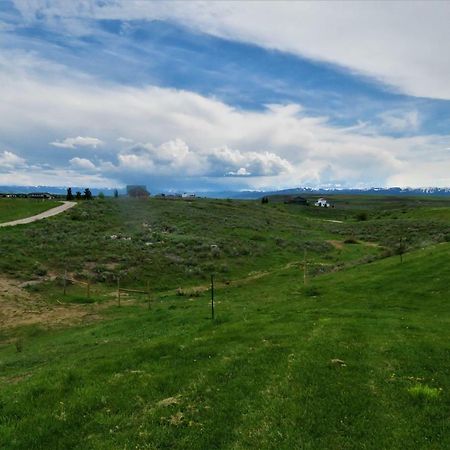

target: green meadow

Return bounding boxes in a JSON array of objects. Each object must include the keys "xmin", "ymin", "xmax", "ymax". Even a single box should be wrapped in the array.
[
  {"xmin": 0, "ymin": 198, "xmax": 60, "ymax": 224},
  {"xmin": 0, "ymin": 196, "xmax": 449, "ymax": 449}
]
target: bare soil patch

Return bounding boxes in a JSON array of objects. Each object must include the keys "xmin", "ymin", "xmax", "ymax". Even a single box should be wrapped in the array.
[
  {"xmin": 327, "ymin": 239, "xmax": 344, "ymax": 249},
  {"xmin": 0, "ymin": 276, "xmax": 102, "ymax": 332}
]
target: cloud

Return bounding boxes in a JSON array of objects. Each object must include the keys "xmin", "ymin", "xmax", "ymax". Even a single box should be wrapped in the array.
[
  {"xmin": 10, "ymin": 1, "xmax": 450, "ymax": 100},
  {"xmin": 227, "ymin": 167, "xmax": 251, "ymax": 176},
  {"xmin": 117, "ymin": 137, "xmax": 134, "ymax": 143},
  {"xmin": 0, "ymin": 51, "xmax": 449, "ymax": 189},
  {"xmin": 115, "ymin": 140, "xmax": 293, "ymax": 178},
  {"xmin": 51, "ymin": 136, "xmax": 103, "ymax": 149},
  {"xmin": 378, "ymin": 110, "xmax": 421, "ymax": 133},
  {"xmin": 0, "ymin": 150, "xmax": 27, "ymax": 170},
  {"xmin": 69, "ymin": 157, "xmax": 96, "ymax": 171}
]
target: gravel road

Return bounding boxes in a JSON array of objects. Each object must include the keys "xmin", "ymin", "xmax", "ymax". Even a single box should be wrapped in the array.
[{"xmin": 0, "ymin": 201, "xmax": 77, "ymax": 227}]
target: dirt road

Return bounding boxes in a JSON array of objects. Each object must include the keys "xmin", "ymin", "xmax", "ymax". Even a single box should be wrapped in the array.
[{"xmin": 0, "ymin": 201, "xmax": 76, "ymax": 227}]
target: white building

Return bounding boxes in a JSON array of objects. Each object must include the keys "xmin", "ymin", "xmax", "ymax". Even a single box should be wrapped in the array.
[{"xmin": 314, "ymin": 198, "xmax": 330, "ymax": 207}]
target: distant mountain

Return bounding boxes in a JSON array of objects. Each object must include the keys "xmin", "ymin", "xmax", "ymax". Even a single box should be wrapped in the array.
[
  {"xmin": 0, "ymin": 186, "xmax": 122, "ymax": 196},
  {"xmin": 1, "ymin": 185, "xmax": 450, "ymax": 199},
  {"xmin": 200, "ymin": 187, "xmax": 450, "ymax": 199}
]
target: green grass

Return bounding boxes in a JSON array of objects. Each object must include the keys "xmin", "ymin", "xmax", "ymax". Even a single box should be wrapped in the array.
[
  {"xmin": 0, "ymin": 197, "xmax": 386, "ymax": 290},
  {"xmin": 0, "ymin": 198, "xmax": 60, "ymax": 223},
  {"xmin": 0, "ymin": 196, "xmax": 449, "ymax": 448},
  {"xmin": 0, "ymin": 243, "xmax": 448, "ymax": 449}
]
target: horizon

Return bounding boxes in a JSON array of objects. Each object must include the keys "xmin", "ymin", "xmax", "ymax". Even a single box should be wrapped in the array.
[{"xmin": 1, "ymin": 1, "xmax": 450, "ymax": 190}]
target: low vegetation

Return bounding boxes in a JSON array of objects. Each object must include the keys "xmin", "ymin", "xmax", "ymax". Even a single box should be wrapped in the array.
[{"xmin": 0, "ymin": 195, "xmax": 449, "ymax": 448}]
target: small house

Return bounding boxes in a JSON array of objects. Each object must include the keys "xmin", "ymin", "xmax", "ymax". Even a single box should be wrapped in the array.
[
  {"xmin": 28, "ymin": 192, "xmax": 54, "ymax": 199},
  {"xmin": 126, "ymin": 185, "xmax": 150, "ymax": 198},
  {"xmin": 285, "ymin": 196, "xmax": 308, "ymax": 205},
  {"xmin": 314, "ymin": 198, "xmax": 330, "ymax": 207}
]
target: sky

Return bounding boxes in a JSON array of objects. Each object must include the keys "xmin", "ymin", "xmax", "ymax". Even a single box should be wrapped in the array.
[{"xmin": 0, "ymin": 0, "xmax": 450, "ymax": 192}]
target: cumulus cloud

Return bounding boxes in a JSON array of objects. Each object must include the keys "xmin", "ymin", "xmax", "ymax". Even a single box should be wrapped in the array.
[
  {"xmin": 0, "ymin": 150, "xmax": 27, "ymax": 170},
  {"xmin": 11, "ymin": 0, "xmax": 450, "ymax": 100},
  {"xmin": 115, "ymin": 139, "xmax": 292, "ymax": 178},
  {"xmin": 69, "ymin": 157, "xmax": 96, "ymax": 171},
  {"xmin": 0, "ymin": 51, "xmax": 449, "ymax": 189},
  {"xmin": 51, "ymin": 136, "xmax": 103, "ymax": 149},
  {"xmin": 227, "ymin": 167, "xmax": 251, "ymax": 176}
]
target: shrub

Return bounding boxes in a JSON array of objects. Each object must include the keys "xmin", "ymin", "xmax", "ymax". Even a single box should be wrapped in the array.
[
  {"xmin": 176, "ymin": 287, "xmax": 204, "ymax": 297},
  {"xmin": 304, "ymin": 286, "xmax": 321, "ymax": 297},
  {"xmin": 356, "ymin": 212, "xmax": 368, "ymax": 221}
]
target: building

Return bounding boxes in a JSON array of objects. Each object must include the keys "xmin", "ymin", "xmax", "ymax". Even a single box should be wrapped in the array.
[
  {"xmin": 314, "ymin": 198, "xmax": 330, "ymax": 207},
  {"xmin": 28, "ymin": 192, "xmax": 54, "ymax": 199},
  {"xmin": 285, "ymin": 196, "xmax": 308, "ymax": 205},
  {"xmin": 126, "ymin": 185, "xmax": 150, "ymax": 198}
]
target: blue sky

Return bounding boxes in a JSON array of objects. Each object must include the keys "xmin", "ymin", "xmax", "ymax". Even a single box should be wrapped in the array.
[{"xmin": 1, "ymin": 1, "xmax": 450, "ymax": 191}]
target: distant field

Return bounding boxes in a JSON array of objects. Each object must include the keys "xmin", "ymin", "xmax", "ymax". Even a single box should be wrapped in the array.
[
  {"xmin": 0, "ymin": 196, "xmax": 449, "ymax": 448},
  {"xmin": 0, "ymin": 198, "xmax": 60, "ymax": 223}
]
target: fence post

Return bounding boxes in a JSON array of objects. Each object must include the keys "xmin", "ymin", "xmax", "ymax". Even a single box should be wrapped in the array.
[
  {"xmin": 211, "ymin": 274, "xmax": 215, "ymax": 320},
  {"xmin": 63, "ymin": 268, "xmax": 67, "ymax": 296},
  {"xmin": 303, "ymin": 249, "xmax": 307, "ymax": 285},
  {"xmin": 117, "ymin": 277, "xmax": 121, "ymax": 307}
]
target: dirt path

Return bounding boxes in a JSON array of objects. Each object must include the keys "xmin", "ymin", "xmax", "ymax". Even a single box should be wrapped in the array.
[{"xmin": 0, "ymin": 201, "xmax": 76, "ymax": 227}]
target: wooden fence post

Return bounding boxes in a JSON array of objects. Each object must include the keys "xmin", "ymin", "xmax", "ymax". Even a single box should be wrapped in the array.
[
  {"xmin": 211, "ymin": 274, "xmax": 215, "ymax": 320},
  {"xmin": 303, "ymin": 249, "xmax": 307, "ymax": 285},
  {"xmin": 63, "ymin": 268, "xmax": 67, "ymax": 296}
]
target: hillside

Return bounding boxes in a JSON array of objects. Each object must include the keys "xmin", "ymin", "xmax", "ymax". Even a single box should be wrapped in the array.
[{"xmin": 0, "ymin": 197, "xmax": 449, "ymax": 449}]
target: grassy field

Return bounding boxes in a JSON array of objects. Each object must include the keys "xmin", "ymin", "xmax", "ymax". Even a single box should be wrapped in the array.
[
  {"xmin": 0, "ymin": 196, "xmax": 449, "ymax": 449},
  {"xmin": 0, "ymin": 198, "xmax": 60, "ymax": 223}
]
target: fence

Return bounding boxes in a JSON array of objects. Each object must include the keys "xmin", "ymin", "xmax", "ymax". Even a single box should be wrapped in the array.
[
  {"xmin": 62, "ymin": 271, "xmax": 152, "ymax": 309},
  {"xmin": 61, "ymin": 271, "xmax": 216, "ymax": 318}
]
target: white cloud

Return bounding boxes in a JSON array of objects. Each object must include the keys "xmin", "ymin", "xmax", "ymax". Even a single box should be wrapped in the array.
[
  {"xmin": 378, "ymin": 110, "xmax": 421, "ymax": 133},
  {"xmin": 11, "ymin": 0, "xmax": 450, "ymax": 100},
  {"xmin": 117, "ymin": 137, "xmax": 134, "ymax": 143},
  {"xmin": 69, "ymin": 156, "xmax": 96, "ymax": 171},
  {"xmin": 0, "ymin": 150, "xmax": 26, "ymax": 170},
  {"xmin": 51, "ymin": 136, "xmax": 103, "ymax": 149},
  {"xmin": 115, "ymin": 140, "xmax": 292, "ymax": 178},
  {"xmin": 0, "ymin": 51, "xmax": 449, "ymax": 188},
  {"xmin": 227, "ymin": 167, "xmax": 251, "ymax": 176}
]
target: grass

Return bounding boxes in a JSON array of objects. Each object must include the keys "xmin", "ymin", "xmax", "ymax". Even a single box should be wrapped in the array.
[
  {"xmin": 0, "ymin": 196, "xmax": 449, "ymax": 448},
  {"xmin": 0, "ymin": 243, "xmax": 448, "ymax": 449},
  {"xmin": 0, "ymin": 197, "xmax": 387, "ymax": 290},
  {"xmin": 0, "ymin": 198, "xmax": 60, "ymax": 223}
]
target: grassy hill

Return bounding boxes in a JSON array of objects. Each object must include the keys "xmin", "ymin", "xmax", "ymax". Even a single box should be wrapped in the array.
[
  {"xmin": 0, "ymin": 197, "xmax": 449, "ymax": 449},
  {"xmin": 0, "ymin": 198, "xmax": 60, "ymax": 224}
]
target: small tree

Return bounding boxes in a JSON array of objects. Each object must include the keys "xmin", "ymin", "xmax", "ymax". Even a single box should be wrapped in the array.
[
  {"xmin": 113, "ymin": 189, "xmax": 119, "ymax": 198},
  {"xmin": 76, "ymin": 191, "xmax": 82, "ymax": 200},
  {"xmin": 98, "ymin": 192, "xmax": 105, "ymax": 200},
  {"xmin": 83, "ymin": 188, "xmax": 92, "ymax": 200},
  {"xmin": 66, "ymin": 187, "xmax": 74, "ymax": 201}
]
